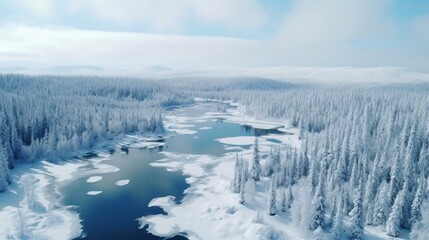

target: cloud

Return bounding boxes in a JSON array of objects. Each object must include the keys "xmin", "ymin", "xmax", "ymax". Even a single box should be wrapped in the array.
[
  {"xmin": 276, "ymin": 0, "xmax": 392, "ymax": 48},
  {"xmin": 138, "ymin": 66, "xmax": 429, "ymax": 85},
  {"xmin": 0, "ymin": 23, "xmax": 428, "ymax": 73},
  {"xmin": 12, "ymin": 0, "xmax": 55, "ymax": 18},
  {"xmin": 0, "ymin": 24, "xmax": 261, "ymax": 69},
  {"xmin": 0, "ymin": 1, "xmax": 428, "ymax": 72},
  {"xmin": 68, "ymin": 0, "xmax": 266, "ymax": 32}
]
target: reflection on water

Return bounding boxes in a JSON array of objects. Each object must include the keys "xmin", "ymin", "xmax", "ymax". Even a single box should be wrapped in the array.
[
  {"xmin": 61, "ymin": 103, "xmax": 285, "ymax": 240},
  {"xmin": 240, "ymin": 125, "xmax": 284, "ymax": 136}
]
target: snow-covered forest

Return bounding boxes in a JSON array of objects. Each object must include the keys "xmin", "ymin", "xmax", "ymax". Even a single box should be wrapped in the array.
[
  {"xmin": 1, "ymin": 74, "xmax": 429, "ymax": 239},
  {"xmin": 0, "ymin": 74, "xmax": 194, "ymax": 192},
  {"xmin": 230, "ymin": 87, "xmax": 429, "ymax": 239}
]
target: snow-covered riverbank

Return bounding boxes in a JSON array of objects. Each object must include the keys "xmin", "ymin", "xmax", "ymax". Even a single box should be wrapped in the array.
[
  {"xmin": 138, "ymin": 104, "xmax": 304, "ymax": 240},
  {"xmin": 0, "ymin": 132, "xmax": 173, "ymax": 239},
  {"xmin": 139, "ymin": 101, "xmax": 408, "ymax": 240}
]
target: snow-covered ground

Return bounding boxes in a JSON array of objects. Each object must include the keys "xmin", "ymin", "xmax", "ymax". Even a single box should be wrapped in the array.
[
  {"xmin": 0, "ymin": 154, "xmax": 115, "ymax": 239},
  {"xmin": 0, "ymin": 132, "xmax": 172, "ymax": 239},
  {"xmin": 0, "ymin": 101, "xmax": 410, "ymax": 239},
  {"xmin": 139, "ymin": 101, "xmax": 408, "ymax": 240},
  {"xmin": 138, "ymin": 102, "xmax": 309, "ymax": 239}
]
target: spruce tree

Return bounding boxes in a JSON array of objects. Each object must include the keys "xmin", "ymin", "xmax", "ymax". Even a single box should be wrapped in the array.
[
  {"xmin": 287, "ymin": 186, "xmax": 294, "ymax": 209},
  {"xmin": 266, "ymin": 177, "xmax": 278, "ymax": 216},
  {"xmin": 231, "ymin": 153, "xmax": 242, "ymax": 193},
  {"xmin": 372, "ymin": 181, "xmax": 389, "ymax": 226},
  {"xmin": 386, "ymin": 189, "xmax": 405, "ymax": 237},
  {"xmin": 309, "ymin": 160, "xmax": 327, "ymax": 230},
  {"xmin": 331, "ymin": 194, "xmax": 343, "ymax": 240},
  {"xmin": 389, "ymin": 145, "xmax": 402, "ymax": 205},
  {"xmin": 349, "ymin": 179, "xmax": 364, "ymax": 240},
  {"xmin": 0, "ymin": 145, "xmax": 10, "ymax": 192},
  {"xmin": 280, "ymin": 188, "xmax": 287, "ymax": 212},
  {"xmin": 250, "ymin": 137, "xmax": 261, "ymax": 182},
  {"xmin": 410, "ymin": 176, "xmax": 425, "ymax": 227},
  {"xmin": 239, "ymin": 160, "xmax": 248, "ymax": 204}
]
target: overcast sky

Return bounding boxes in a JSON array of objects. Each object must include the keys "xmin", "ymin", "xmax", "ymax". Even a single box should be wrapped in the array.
[{"xmin": 0, "ymin": 0, "xmax": 428, "ymax": 73}]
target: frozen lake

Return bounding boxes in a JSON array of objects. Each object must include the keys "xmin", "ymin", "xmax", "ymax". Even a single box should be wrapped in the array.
[{"xmin": 60, "ymin": 103, "xmax": 286, "ymax": 239}]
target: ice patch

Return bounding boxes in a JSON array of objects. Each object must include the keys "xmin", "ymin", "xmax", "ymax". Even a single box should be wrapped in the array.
[
  {"xmin": 115, "ymin": 180, "xmax": 130, "ymax": 186},
  {"xmin": 86, "ymin": 176, "xmax": 102, "ymax": 183},
  {"xmin": 148, "ymin": 196, "xmax": 176, "ymax": 208},
  {"xmin": 199, "ymin": 126, "xmax": 212, "ymax": 130},
  {"xmin": 169, "ymin": 128, "xmax": 197, "ymax": 135},
  {"xmin": 224, "ymin": 116, "xmax": 284, "ymax": 130},
  {"xmin": 87, "ymin": 191, "xmax": 102, "ymax": 196},
  {"xmin": 216, "ymin": 136, "xmax": 257, "ymax": 146}
]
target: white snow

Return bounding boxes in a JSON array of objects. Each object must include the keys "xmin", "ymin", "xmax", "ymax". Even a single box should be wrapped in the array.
[
  {"xmin": 86, "ymin": 176, "xmax": 103, "ymax": 183},
  {"xmin": 221, "ymin": 112, "xmax": 284, "ymax": 130},
  {"xmin": 138, "ymin": 107, "xmax": 306, "ymax": 239},
  {"xmin": 139, "ymin": 149, "xmax": 304, "ymax": 240},
  {"xmin": 164, "ymin": 115, "xmax": 198, "ymax": 135},
  {"xmin": 87, "ymin": 191, "xmax": 103, "ymax": 196},
  {"xmin": 139, "ymin": 101, "xmax": 397, "ymax": 240},
  {"xmin": 169, "ymin": 128, "xmax": 197, "ymax": 135},
  {"xmin": 0, "ymin": 137, "xmax": 128, "ymax": 239},
  {"xmin": 0, "ymin": 161, "xmax": 86, "ymax": 239},
  {"xmin": 216, "ymin": 136, "xmax": 256, "ymax": 146},
  {"xmin": 115, "ymin": 180, "xmax": 130, "ymax": 186}
]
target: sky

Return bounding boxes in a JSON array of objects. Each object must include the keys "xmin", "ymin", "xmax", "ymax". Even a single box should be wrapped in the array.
[{"xmin": 0, "ymin": 0, "xmax": 428, "ymax": 75}]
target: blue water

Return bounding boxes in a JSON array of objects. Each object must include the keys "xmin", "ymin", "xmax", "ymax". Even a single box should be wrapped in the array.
[{"xmin": 61, "ymin": 103, "xmax": 284, "ymax": 239}]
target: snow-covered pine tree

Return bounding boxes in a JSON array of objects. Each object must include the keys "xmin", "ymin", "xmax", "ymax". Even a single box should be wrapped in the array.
[
  {"xmin": 0, "ymin": 144, "xmax": 11, "ymax": 192},
  {"xmin": 333, "ymin": 137, "xmax": 349, "ymax": 190},
  {"xmin": 250, "ymin": 137, "xmax": 261, "ymax": 181},
  {"xmin": 239, "ymin": 181, "xmax": 245, "ymax": 204},
  {"xmin": 410, "ymin": 201, "xmax": 429, "ymax": 240},
  {"xmin": 364, "ymin": 153, "xmax": 380, "ymax": 225},
  {"xmin": 309, "ymin": 160, "xmax": 327, "ymax": 230},
  {"xmin": 266, "ymin": 176, "xmax": 278, "ymax": 215},
  {"xmin": 301, "ymin": 139, "xmax": 310, "ymax": 177},
  {"xmin": 298, "ymin": 119, "xmax": 304, "ymax": 140},
  {"xmin": 265, "ymin": 147, "xmax": 280, "ymax": 177},
  {"xmin": 418, "ymin": 144, "xmax": 428, "ymax": 178},
  {"xmin": 410, "ymin": 175, "xmax": 425, "ymax": 227},
  {"xmin": 389, "ymin": 144, "xmax": 402, "ymax": 205},
  {"xmin": 401, "ymin": 125, "xmax": 420, "ymax": 230},
  {"xmin": 280, "ymin": 188, "xmax": 287, "ymax": 212},
  {"xmin": 331, "ymin": 194, "xmax": 344, "ymax": 240},
  {"xmin": 231, "ymin": 153, "xmax": 242, "ymax": 193},
  {"xmin": 309, "ymin": 148, "xmax": 319, "ymax": 195},
  {"xmin": 0, "ymin": 112, "xmax": 14, "ymax": 169},
  {"xmin": 372, "ymin": 180, "xmax": 389, "ymax": 226},
  {"xmin": 239, "ymin": 159, "xmax": 248, "ymax": 204},
  {"xmin": 418, "ymin": 145, "xmax": 428, "ymax": 179},
  {"xmin": 289, "ymin": 148, "xmax": 298, "ymax": 185},
  {"xmin": 386, "ymin": 188, "xmax": 406, "ymax": 237},
  {"xmin": 287, "ymin": 186, "xmax": 294, "ymax": 209},
  {"xmin": 349, "ymin": 178, "xmax": 364, "ymax": 240}
]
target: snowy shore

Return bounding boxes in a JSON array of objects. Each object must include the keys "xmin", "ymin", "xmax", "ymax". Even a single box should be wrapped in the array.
[
  {"xmin": 138, "ymin": 101, "xmax": 409, "ymax": 240},
  {"xmin": 0, "ymin": 133, "xmax": 170, "ymax": 239},
  {"xmin": 138, "ymin": 104, "xmax": 305, "ymax": 239}
]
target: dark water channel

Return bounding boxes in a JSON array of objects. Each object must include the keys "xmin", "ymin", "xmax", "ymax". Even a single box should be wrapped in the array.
[{"xmin": 61, "ymin": 103, "xmax": 284, "ymax": 239}]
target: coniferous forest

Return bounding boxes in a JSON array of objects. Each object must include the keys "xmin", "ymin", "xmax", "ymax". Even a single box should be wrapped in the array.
[
  {"xmin": 1, "ymin": 74, "xmax": 429, "ymax": 239},
  {"xmin": 231, "ymin": 87, "xmax": 429, "ymax": 239}
]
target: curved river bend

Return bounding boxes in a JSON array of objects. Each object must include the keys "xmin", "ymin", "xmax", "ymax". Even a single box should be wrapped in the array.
[{"xmin": 61, "ymin": 103, "xmax": 284, "ymax": 239}]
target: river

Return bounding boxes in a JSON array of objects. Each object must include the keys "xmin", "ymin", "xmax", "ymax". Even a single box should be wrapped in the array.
[{"xmin": 60, "ymin": 103, "xmax": 285, "ymax": 239}]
